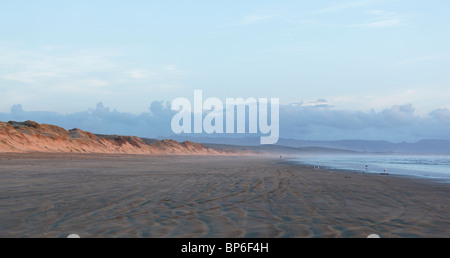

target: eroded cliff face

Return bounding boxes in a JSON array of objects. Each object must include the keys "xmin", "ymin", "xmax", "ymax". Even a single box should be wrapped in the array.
[{"xmin": 0, "ymin": 121, "xmax": 219, "ymax": 155}]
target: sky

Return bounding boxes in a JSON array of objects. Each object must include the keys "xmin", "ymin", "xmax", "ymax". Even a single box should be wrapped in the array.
[{"xmin": 1, "ymin": 0, "xmax": 450, "ymax": 142}]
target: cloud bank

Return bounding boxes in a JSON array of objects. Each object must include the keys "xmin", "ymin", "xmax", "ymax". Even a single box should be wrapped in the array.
[{"xmin": 1, "ymin": 101, "xmax": 449, "ymax": 143}]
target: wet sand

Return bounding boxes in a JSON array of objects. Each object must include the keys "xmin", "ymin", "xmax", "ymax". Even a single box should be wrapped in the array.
[{"xmin": 0, "ymin": 153, "xmax": 449, "ymax": 238}]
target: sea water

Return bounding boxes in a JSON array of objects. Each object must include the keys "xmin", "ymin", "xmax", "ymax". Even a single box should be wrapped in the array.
[{"xmin": 293, "ymin": 154, "xmax": 450, "ymax": 182}]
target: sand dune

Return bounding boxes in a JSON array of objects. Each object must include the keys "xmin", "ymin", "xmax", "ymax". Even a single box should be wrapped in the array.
[
  {"xmin": 0, "ymin": 154, "xmax": 448, "ymax": 238},
  {"xmin": 0, "ymin": 121, "xmax": 226, "ymax": 155}
]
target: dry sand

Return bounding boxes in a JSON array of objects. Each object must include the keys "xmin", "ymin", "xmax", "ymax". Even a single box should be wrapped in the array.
[{"xmin": 0, "ymin": 153, "xmax": 449, "ymax": 238}]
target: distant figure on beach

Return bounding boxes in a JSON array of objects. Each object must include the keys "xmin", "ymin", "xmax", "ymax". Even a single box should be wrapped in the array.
[{"xmin": 365, "ymin": 165, "xmax": 368, "ymax": 173}]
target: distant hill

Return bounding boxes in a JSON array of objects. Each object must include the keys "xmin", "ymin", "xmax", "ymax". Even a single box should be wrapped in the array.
[
  {"xmin": 162, "ymin": 135, "xmax": 450, "ymax": 154},
  {"xmin": 276, "ymin": 139, "xmax": 450, "ymax": 154},
  {"xmin": 203, "ymin": 143, "xmax": 358, "ymax": 155}
]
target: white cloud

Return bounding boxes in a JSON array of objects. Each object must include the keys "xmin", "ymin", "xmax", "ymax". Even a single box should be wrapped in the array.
[
  {"xmin": 220, "ymin": 11, "xmax": 280, "ymax": 27},
  {"xmin": 126, "ymin": 69, "xmax": 150, "ymax": 79},
  {"xmin": 354, "ymin": 17, "xmax": 402, "ymax": 28},
  {"xmin": 125, "ymin": 65, "xmax": 189, "ymax": 82},
  {"xmin": 87, "ymin": 79, "xmax": 109, "ymax": 87},
  {"xmin": 0, "ymin": 44, "xmax": 191, "ymax": 113},
  {"xmin": 313, "ymin": 0, "xmax": 389, "ymax": 15},
  {"xmin": 0, "ymin": 45, "xmax": 117, "ymax": 84},
  {"xmin": 396, "ymin": 55, "xmax": 441, "ymax": 65},
  {"xmin": 331, "ymin": 91, "xmax": 417, "ymax": 111},
  {"xmin": 352, "ymin": 9, "xmax": 405, "ymax": 28},
  {"xmin": 301, "ymin": 99, "xmax": 333, "ymax": 108},
  {"xmin": 324, "ymin": 87, "xmax": 450, "ymax": 116},
  {"xmin": 238, "ymin": 14, "xmax": 279, "ymax": 25},
  {"xmin": 366, "ymin": 10, "xmax": 395, "ymax": 16}
]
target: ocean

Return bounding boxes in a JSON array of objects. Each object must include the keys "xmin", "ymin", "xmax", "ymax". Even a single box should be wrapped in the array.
[{"xmin": 292, "ymin": 154, "xmax": 450, "ymax": 182}]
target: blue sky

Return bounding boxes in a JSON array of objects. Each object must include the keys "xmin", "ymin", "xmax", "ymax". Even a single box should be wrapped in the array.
[{"xmin": 1, "ymin": 1, "xmax": 450, "ymax": 141}]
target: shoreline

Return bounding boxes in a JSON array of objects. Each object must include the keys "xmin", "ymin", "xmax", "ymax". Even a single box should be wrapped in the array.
[
  {"xmin": 1, "ymin": 154, "xmax": 449, "ymax": 238},
  {"xmin": 276, "ymin": 156, "xmax": 450, "ymax": 186},
  {"xmin": 281, "ymin": 156, "xmax": 450, "ymax": 184}
]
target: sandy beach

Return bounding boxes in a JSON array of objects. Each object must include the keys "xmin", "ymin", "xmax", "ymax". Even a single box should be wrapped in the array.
[{"xmin": 0, "ymin": 153, "xmax": 449, "ymax": 238}]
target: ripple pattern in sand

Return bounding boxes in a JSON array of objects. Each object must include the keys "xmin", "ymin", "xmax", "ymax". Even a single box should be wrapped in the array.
[{"xmin": 0, "ymin": 154, "xmax": 449, "ymax": 238}]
